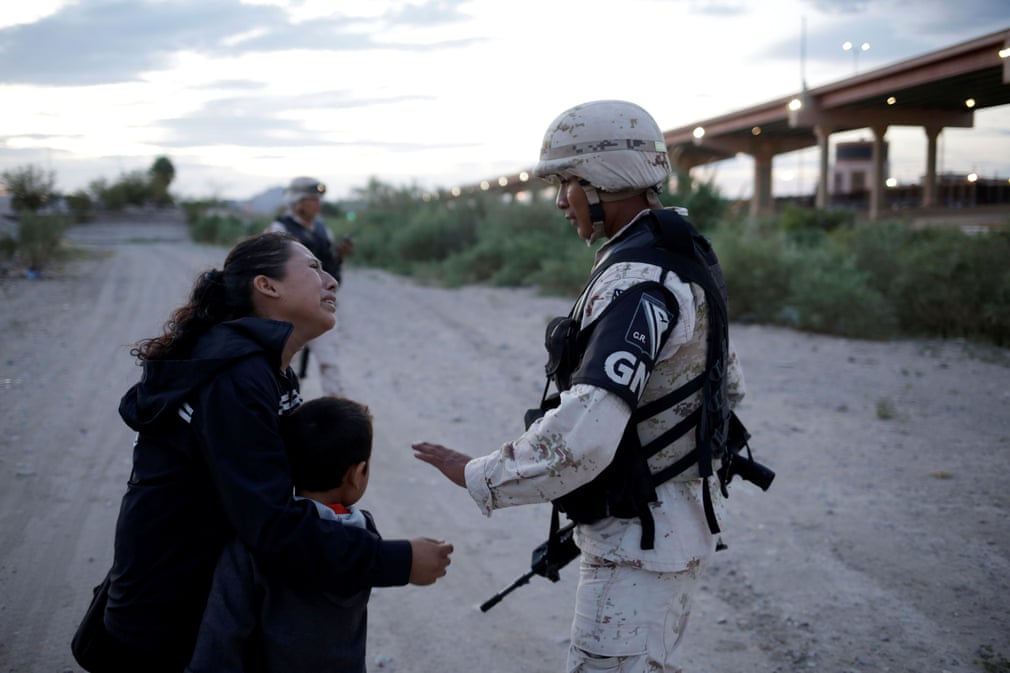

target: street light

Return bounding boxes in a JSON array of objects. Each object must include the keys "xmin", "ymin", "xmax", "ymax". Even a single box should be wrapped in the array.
[{"xmin": 842, "ymin": 40, "xmax": 870, "ymax": 74}]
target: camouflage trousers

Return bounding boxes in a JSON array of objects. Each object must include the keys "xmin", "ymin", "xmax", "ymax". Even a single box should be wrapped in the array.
[{"xmin": 567, "ymin": 551, "xmax": 711, "ymax": 673}]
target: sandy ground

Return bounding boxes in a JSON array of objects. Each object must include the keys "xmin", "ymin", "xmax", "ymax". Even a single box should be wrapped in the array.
[{"xmin": 1, "ymin": 217, "xmax": 1009, "ymax": 673}]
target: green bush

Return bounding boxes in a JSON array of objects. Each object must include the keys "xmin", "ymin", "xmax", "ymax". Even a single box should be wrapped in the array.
[
  {"xmin": 340, "ymin": 179, "xmax": 1010, "ymax": 348},
  {"xmin": 64, "ymin": 190, "xmax": 95, "ymax": 223},
  {"xmin": 710, "ymin": 224, "xmax": 797, "ymax": 323},
  {"xmin": 890, "ymin": 228, "xmax": 979, "ymax": 338},
  {"xmin": 2, "ymin": 165, "xmax": 56, "ymax": 213},
  {"xmin": 887, "ymin": 228, "xmax": 1010, "ymax": 345},
  {"xmin": 341, "ymin": 180, "xmax": 430, "ymax": 268},
  {"xmin": 18, "ymin": 212, "xmax": 69, "ymax": 271},
  {"xmin": 838, "ymin": 220, "xmax": 911, "ymax": 296},
  {"xmin": 527, "ymin": 248, "xmax": 594, "ymax": 296},
  {"xmin": 386, "ymin": 202, "xmax": 479, "ymax": 264},
  {"xmin": 980, "ymin": 264, "xmax": 1010, "ymax": 347},
  {"xmin": 661, "ymin": 178, "xmax": 727, "ymax": 231},
  {"xmin": 189, "ymin": 213, "xmax": 251, "ymax": 245},
  {"xmin": 0, "ymin": 234, "xmax": 17, "ymax": 260},
  {"xmin": 349, "ymin": 186, "xmax": 593, "ymax": 295},
  {"xmin": 182, "ymin": 200, "xmax": 216, "ymax": 225},
  {"xmin": 785, "ymin": 241, "xmax": 897, "ymax": 338},
  {"xmin": 967, "ymin": 232, "xmax": 1010, "ymax": 347},
  {"xmin": 457, "ymin": 196, "xmax": 592, "ymax": 293},
  {"xmin": 780, "ymin": 204, "xmax": 855, "ymax": 233}
]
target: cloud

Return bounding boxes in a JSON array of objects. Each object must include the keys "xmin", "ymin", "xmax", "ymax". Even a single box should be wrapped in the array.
[
  {"xmin": 688, "ymin": 1, "xmax": 748, "ymax": 16},
  {"xmin": 0, "ymin": 0, "xmax": 483, "ymax": 87},
  {"xmin": 154, "ymin": 114, "xmax": 316, "ymax": 149},
  {"xmin": 801, "ymin": 0, "xmax": 870, "ymax": 13},
  {"xmin": 151, "ymin": 91, "xmax": 467, "ymax": 151},
  {"xmin": 801, "ymin": 0, "xmax": 1010, "ymax": 32},
  {"xmin": 3, "ymin": 132, "xmax": 86, "ymax": 142},
  {"xmin": 758, "ymin": 1, "xmax": 1006, "ymax": 77},
  {"xmin": 0, "ymin": 0, "xmax": 282, "ymax": 85},
  {"xmin": 386, "ymin": 0, "xmax": 473, "ymax": 27},
  {"xmin": 887, "ymin": 0, "xmax": 1010, "ymax": 36},
  {"xmin": 188, "ymin": 79, "xmax": 269, "ymax": 92}
]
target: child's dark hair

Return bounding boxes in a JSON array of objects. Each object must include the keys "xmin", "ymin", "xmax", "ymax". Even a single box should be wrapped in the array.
[
  {"xmin": 132, "ymin": 232, "xmax": 296, "ymax": 361},
  {"xmin": 283, "ymin": 397, "xmax": 373, "ymax": 493}
]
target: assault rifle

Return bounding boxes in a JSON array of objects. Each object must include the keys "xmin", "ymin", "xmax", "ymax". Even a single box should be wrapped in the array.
[
  {"xmin": 719, "ymin": 412, "xmax": 775, "ymax": 492},
  {"xmin": 479, "ymin": 522, "xmax": 580, "ymax": 612}
]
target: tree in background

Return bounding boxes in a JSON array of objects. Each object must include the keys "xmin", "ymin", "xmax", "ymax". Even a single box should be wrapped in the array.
[
  {"xmin": 0, "ymin": 164, "xmax": 66, "ymax": 276},
  {"xmin": 88, "ymin": 177, "xmax": 109, "ymax": 205},
  {"xmin": 92, "ymin": 170, "xmax": 153, "ymax": 210},
  {"xmin": 149, "ymin": 156, "xmax": 176, "ymax": 206},
  {"xmin": 64, "ymin": 190, "xmax": 95, "ymax": 222},
  {"xmin": 1, "ymin": 164, "xmax": 56, "ymax": 213}
]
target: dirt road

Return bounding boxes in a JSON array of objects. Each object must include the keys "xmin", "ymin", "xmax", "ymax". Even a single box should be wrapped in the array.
[{"xmin": 1, "ymin": 218, "xmax": 1008, "ymax": 672}]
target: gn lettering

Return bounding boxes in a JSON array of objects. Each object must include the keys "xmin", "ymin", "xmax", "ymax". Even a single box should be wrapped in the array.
[{"xmin": 604, "ymin": 351, "xmax": 647, "ymax": 397}]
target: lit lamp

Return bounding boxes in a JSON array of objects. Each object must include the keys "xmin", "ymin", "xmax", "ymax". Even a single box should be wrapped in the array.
[{"xmin": 842, "ymin": 40, "xmax": 870, "ymax": 74}]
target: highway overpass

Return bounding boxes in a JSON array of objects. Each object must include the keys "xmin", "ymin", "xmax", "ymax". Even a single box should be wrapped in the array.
[{"xmin": 452, "ymin": 27, "xmax": 1010, "ymax": 220}]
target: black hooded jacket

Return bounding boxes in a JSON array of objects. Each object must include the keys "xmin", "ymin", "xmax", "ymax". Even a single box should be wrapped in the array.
[{"xmin": 106, "ymin": 317, "xmax": 411, "ymax": 665}]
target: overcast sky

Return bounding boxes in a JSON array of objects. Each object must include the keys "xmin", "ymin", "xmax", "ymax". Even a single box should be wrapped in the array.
[{"xmin": 2, "ymin": 0, "xmax": 1008, "ymax": 202}]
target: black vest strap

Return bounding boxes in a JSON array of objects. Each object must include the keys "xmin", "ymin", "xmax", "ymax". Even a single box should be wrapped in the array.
[
  {"xmin": 632, "ymin": 372, "xmax": 704, "ymax": 422},
  {"xmin": 640, "ymin": 407, "xmax": 701, "ymax": 459},
  {"xmin": 702, "ymin": 478, "xmax": 719, "ymax": 535},
  {"xmin": 650, "ymin": 446, "xmax": 699, "ymax": 485}
]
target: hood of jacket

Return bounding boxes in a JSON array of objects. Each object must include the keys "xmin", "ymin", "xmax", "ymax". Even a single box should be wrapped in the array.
[{"xmin": 119, "ymin": 317, "xmax": 294, "ymax": 431}]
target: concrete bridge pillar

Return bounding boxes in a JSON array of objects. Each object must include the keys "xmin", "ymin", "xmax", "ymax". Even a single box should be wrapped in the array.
[
  {"xmin": 751, "ymin": 151, "xmax": 774, "ymax": 218},
  {"xmin": 923, "ymin": 125, "xmax": 942, "ymax": 208},
  {"xmin": 815, "ymin": 126, "xmax": 830, "ymax": 209},
  {"xmin": 869, "ymin": 125, "xmax": 889, "ymax": 220}
]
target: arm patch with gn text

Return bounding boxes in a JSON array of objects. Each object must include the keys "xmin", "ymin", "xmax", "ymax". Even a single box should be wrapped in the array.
[{"xmin": 570, "ymin": 282, "xmax": 678, "ymax": 409}]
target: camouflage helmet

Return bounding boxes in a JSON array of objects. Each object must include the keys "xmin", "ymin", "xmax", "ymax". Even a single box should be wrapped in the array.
[{"xmin": 533, "ymin": 100, "xmax": 671, "ymax": 194}]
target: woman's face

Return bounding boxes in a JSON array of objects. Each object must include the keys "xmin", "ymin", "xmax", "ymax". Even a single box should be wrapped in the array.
[{"xmin": 270, "ymin": 242, "xmax": 339, "ymax": 339}]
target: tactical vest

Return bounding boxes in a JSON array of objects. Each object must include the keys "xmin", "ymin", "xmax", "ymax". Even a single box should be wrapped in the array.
[
  {"xmin": 276, "ymin": 215, "xmax": 342, "ymax": 283},
  {"xmin": 535, "ymin": 208, "xmax": 732, "ymax": 550}
]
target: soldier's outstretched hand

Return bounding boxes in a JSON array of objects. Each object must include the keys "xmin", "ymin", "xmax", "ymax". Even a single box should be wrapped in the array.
[{"xmin": 412, "ymin": 441, "xmax": 471, "ymax": 488}]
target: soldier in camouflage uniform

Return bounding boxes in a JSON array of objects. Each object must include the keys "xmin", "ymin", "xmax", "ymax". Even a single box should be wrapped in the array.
[{"xmin": 413, "ymin": 100, "xmax": 745, "ymax": 673}]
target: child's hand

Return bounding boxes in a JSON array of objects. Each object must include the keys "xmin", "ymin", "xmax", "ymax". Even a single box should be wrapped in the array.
[{"xmin": 408, "ymin": 537, "xmax": 454, "ymax": 585}]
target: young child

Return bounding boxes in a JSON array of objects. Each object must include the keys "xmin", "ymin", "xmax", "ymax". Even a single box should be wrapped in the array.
[{"xmin": 187, "ymin": 396, "xmax": 383, "ymax": 673}]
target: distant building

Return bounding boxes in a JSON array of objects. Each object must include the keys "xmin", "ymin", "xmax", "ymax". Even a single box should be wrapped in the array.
[{"xmin": 833, "ymin": 140, "xmax": 889, "ymax": 195}]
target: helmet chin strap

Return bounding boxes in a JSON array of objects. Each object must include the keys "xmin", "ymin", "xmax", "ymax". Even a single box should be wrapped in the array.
[{"xmin": 578, "ymin": 180, "xmax": 607, "ymax": 246}]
